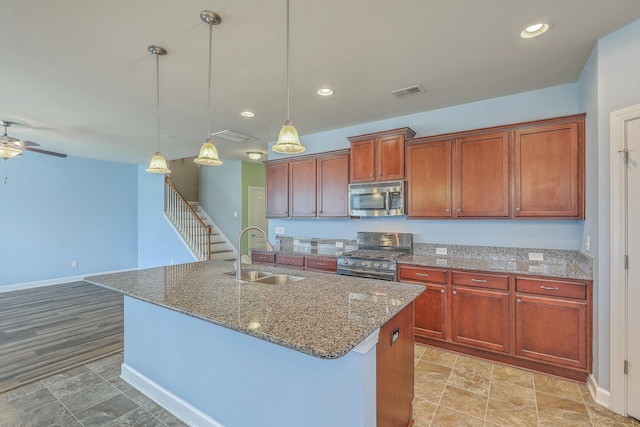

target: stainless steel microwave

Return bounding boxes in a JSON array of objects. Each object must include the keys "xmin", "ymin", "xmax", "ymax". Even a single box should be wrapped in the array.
[{"xmin": 348, "ymin": 180, "xmax": 405, "ymax": 217}]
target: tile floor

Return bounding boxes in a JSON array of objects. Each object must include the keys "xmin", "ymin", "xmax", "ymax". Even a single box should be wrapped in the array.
[
  {"xmin": 0, "ymin": 353, "xmax": 185, "ymax": 427},
  {"xmin": 413, "ymin": 344, "xmax": 640, "ymax": 426},
  {"xmin": 1, "ymin": 345, "xmax": 639, "ymax": 426}
]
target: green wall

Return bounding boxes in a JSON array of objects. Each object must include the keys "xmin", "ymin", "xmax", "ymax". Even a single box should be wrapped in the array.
[{"xmin": 241, "ymin": 161, "xmax": 266, "ymax": 254}]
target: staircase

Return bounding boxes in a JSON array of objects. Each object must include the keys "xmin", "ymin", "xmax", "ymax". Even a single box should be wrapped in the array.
[{"xmin": 188, "ymin": 202, "xmax": 236, "ymax": 261}]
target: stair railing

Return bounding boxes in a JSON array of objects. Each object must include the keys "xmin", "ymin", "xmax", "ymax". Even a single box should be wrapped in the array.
[{"xmin": 164, "ymin": 177, "xmax": 212, "ymax": 261}]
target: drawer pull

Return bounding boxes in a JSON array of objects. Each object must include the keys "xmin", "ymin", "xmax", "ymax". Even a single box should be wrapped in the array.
[
  {"xmin": 517, "ymin": 299, "xmax": 522, "ymax": 303},
  {"xmin": 440, "ymin": 289, "xmax": 445, "ymax": 293},
  {"xmin": 317, "ymin": 262, "xmax": 326, "ymax": 266},
  {"xmin": 453, "ymin": 290, "xmax": 457, "ymax": 295},
  {"xmin": 540, "ymin": 286, "xmax": 560, "ymax": 291},
  {"xmin": 416, "ymin": 273, "xmax": 430, "ymax": 277},
  {"xmin": 471, "ymin": 279, "xmax": 487, "ymax": 283}
]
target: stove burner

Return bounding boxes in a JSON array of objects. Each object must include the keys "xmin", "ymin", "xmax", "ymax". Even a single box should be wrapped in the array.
[{"xmin": 336, "ymin": 232, "xmax": 413, "ymax": 281}]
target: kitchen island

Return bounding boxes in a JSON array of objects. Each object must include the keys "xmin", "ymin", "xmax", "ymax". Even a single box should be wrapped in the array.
[{"xmin": 86, "ymin": 261, "xmax": 424, "ymax": 427}]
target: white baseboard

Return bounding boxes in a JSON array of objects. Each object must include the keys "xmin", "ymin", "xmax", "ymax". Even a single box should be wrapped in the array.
[
  {"xmin": 587, "ymin": 374, "xmax": 612, "ymax": 409},
  {"xmin": 0, "ymin": 267, "xmax": 138, "ymax": 293},
  {"xmin": 120, "ymin": 363, "xmax": 224, "ymax": 427}
]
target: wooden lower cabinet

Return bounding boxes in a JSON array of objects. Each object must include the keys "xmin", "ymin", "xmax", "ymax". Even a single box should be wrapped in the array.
[
  {"xmin": 451, "ymin": 287, "xmax": 510, "ymax": 353},
  {"xmin": 377, "ymin": 302, "xmax": 415, "ymax": 427},
  {"xmin": 399, "ymin": 264, "xmax": 592, "ymax": 380}
]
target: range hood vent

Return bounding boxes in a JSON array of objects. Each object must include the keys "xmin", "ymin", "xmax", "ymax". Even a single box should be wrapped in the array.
[
  {"xmin": 211, "ymin": 130, "xmax": 257, "ymax": 143},
  {"xmin": 390, "ymin": 84, "xmax": 425, "ymax": 98}
]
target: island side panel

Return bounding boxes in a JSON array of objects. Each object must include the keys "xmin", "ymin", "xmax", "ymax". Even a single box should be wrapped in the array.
[{"xmin": 122, "ymin": 296, "xmax": 377, "ymax": 427}]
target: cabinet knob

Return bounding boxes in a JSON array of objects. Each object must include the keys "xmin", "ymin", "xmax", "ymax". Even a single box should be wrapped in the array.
[
  {"xmin": 515, "ymin": 207, "xmax": 521, "ymax": 212},
  {"xmin": 457, "ymin": 208, "xmax": 461, "ymax": 212},
  {"xmin": 370, "ymin": 173, "xmax": 374, "ymax": 177},
  {"xmin": 445, "ymin": 208, "xmax": 450, "ymax": 212},
  {"xmin": 453, "ymin": 290, "xmax": 457, "ymax": 295},
  {"xmin": 517, "ymin": 299, "xmax": 522, "ymax": 304},
  {"xmin": 440, "ymin": 289, "xmax": 445, "ymax": 294}
]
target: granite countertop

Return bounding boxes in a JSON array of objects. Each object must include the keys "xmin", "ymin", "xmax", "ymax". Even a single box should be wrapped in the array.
[
  {"xmin": 85, "ymin": 261, "xmax": 424, "ymax": 359},
  {"xmin": 253, "ymin": 248, "xmax": 345, "ymax": 257},
  {"xmin": 398, "ymin": 254, "xmax": 592, "ymax": 281}
]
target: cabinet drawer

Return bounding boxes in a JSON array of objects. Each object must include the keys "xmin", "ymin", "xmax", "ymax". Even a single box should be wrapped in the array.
[
  {"xmin": 305, "ymin": 257, "xmax": 337, "ymax": 272},
  {"xmin": 398, "ymin": 265, "xmax": 448, "ymax": 284},
  {"xmin": 452, "ymin": 271, "xmax": 508, "ymax": 290},
  {"xmin": 276, "ymin": 254, "xmax": 305, "ymax": 268},
  {"xmin": 251, "ymin": 252, "xmax": 275, "ymax": 264},
  {"xmin": 515, "ymin": 277, "xmax": 586, "ymax": 300}
]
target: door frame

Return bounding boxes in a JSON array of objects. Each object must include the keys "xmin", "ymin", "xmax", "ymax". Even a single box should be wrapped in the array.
[
  {"xmin": 247, "ymin": 185, "xmax": 267, "ymax": 251},
  {"xmin": 610, "ymin": 104, "xmax": 640, "ymax": 415}
]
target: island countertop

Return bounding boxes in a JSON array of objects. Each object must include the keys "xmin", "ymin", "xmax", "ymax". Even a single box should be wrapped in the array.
[{"xmin": 85, "ymin": 260, "xmax": 424, "ymax": 359}]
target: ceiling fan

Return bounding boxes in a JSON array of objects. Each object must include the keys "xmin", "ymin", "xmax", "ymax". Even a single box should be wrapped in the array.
[{"xmin": 0, "ymin": 120, "xmax": 67, "ymax": 159}]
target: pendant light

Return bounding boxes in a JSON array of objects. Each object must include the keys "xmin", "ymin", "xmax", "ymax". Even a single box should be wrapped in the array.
[
  {"xmin": 0, "ymin": 121, "xmax": 25, "ymax": 159},
  {"xmin": 145, "ymin": 45, "xmax": 171, "ymax": 174},
  {"xmin": 194, "ymin": 10, "xmax": 223, "ymax": 166},
  {"xmin": 272, "ymin": 0, "xmax": 305, "ymax": 154}
]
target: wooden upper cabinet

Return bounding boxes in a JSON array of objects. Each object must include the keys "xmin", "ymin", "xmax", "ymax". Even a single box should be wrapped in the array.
[
  {"xmin": 406, "ymin": 139, "xmax": 453, "ymax": 218},
  {"xmin": 265, "ymin": 162, "xmax": 289, "ymax": 218},
  {"xmin": 348, "ymin": 128, "xmax": 416, "ymax": 183},
  {"xmin": 289, "ymin": 158, "xmax": 317, "ymax": 217},
  {"xmin": 317, "ymin": 153, "xmax": 350, "ymax": 217},
  {"xmin": 456, "ymin": 132, "xmax": 510, "ymax": 218},
  {"xmin": 514, "ymin": 119, "xmax": 584, "ymax": 218}
]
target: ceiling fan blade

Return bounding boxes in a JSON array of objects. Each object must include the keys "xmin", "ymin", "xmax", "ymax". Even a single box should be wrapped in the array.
[
  {"xmin": 23, "ymin": 140, "xmax": 41, "ymax": 147},
  {"xmin": 25, "ymin": 146, "xmax": 67, "ymax": 158}
]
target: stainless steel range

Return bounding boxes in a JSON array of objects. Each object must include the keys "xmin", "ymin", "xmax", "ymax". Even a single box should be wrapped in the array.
[{"xmin": 337, "ymin": 232, "xmax": 413, "ymax": 281}]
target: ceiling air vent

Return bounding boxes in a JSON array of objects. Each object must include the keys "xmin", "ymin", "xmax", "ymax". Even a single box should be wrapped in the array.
[
  {"xmin": 211, "ymin": 130, "xmax": 257, "ymax": 143},
  {"xmin": 390, "ymin": 84, "xmax": 425, "ymax": 98}
]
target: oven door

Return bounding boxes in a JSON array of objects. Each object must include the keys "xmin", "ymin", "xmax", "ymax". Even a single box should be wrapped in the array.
[{"xmin": 336, "ymin": 266, "xmax": 397, "ymax": 281}]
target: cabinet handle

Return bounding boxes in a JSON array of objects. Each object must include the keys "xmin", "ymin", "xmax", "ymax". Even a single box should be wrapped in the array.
[
  {"xmin": 517, "ymin": 299, "xmax": 522, "ymax": 303},
  {"xmin": 416, "ymin": 273, "xmax": 430, "ymax": 277},
  {"xmin": 445, "ymin": 208, "xmax": 450, "ymax": 212},
  {"xmin": 471, "ymin": 279, "xmax": 487, "ymax": 283},
  {"xmin": 379, "ymin": 172, "xmax": 383, "ymax": 176},
  {"xmin": 457, "ymin": 208, "xmax": 461, "ymax": 212},
  {"xmin": 440, "ymin": 289, "xmax": 445, "ymax": 293},
  {"xmin": 370, "ymin": 173, "xmax": 374, "ymax": 177},
  {"xmin": 540, "ymin": 286, "xmax": 560, "ymax": 291},
  {"xmin": 453, "ymin": 290, "xmax": 457, "ymax": 295},
  {"xmin": 515, "ymin": 207, "xmax": 521, "ymax": 212}
]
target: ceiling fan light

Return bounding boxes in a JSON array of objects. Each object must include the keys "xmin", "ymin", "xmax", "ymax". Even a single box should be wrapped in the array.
[
  {"xmin": 194, "ymin": 138, "xmax": 223, "ymax": 165},
  {"xmin": 146, "ymin": 152, "xmax": 171, "ymax": 174},
  {"xmin": 0, "ymin": 145, "xmax": 22, "ymax": 159},
  {"xmin": 272, "ymin": 121, "xmax": 305, "ymax": 154}
]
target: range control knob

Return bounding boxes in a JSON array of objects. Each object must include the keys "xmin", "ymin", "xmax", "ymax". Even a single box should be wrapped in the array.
[
  {"xmin": 360, "ymin": 261, "xmax": 369, "ymax": 267},
  {"xmin": 380, "ymin": 263, "xmax": 388, "ymax": 269},
  {"xmin": 373, "ymin": 262, "xmax": 380, "ymax": 268},
  {"xmin": 341, "ymin": 259, "xmax": 349, "ymax": 265}
]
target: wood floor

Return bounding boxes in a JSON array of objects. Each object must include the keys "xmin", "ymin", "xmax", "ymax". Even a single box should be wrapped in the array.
[{"xmin": 0, "ymin": 281, "xmax": 124, "ymax": 393}]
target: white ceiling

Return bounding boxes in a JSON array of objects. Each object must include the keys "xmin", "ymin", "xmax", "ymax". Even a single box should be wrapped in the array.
[{"xmin": 1, "ymin": 1, "xmax": 639, "ymax": 165}]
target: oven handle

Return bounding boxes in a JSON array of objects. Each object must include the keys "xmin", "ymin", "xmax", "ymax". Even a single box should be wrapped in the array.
[{"xmin": 386, "ymin": 191, "xmax": 390, "ymax": 215}]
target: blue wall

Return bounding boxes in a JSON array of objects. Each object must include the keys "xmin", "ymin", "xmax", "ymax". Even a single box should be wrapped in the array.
[
  {"xmin": 137, "ymin": 165, "xmax": 196, "ymax": 268},
  {"xmin": 0, "ymin": 154, "xmax": 138, "ymax": 287},
  {"xmin": 269, "ymin": 83, "xmax": 585, "ymax": 250}
]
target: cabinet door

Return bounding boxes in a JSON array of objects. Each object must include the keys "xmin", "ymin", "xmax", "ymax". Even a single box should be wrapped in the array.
[
  {"xmin": 455, "ymin": 132, "xmax": 509, "ymax": 217},
  {"xmin": 406, "ymin": 140, "xmax": 452, "ymax": 218},
  {"xmin": 377, "ymin": 135, "xmax": 405, "ymax": 180},
  {"xmin": 452, "ymin": 287, "xmax": 510, "ymax": 353},
  {"xmin": 415, "ymin": 284, "xmax": 447, "ymax": 340},
  {"xmin": 317, "ymin": 154, "xmax": 349, "ymax": 217},
  {"xmin": 289, "ymin": 159, "xmax": 317, "ymax": 217},
  {"xmin": 516, "ymin": 294, "xmax": 587, "ymax": 369},
  {"xmin": 350, "ymin": 139, "xmax": 376, "ymax": 182},
  {"xmin": 514, "ymin": 121, "xmax": 582, "ymax": 218},
  {"xmin": 265, "ymin": 163, "xmax": 289, "ymax": 218}
]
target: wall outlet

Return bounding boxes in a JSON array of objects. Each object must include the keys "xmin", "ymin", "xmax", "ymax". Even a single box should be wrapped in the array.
[
  {"xmin": 71, "ymin": 260, "xmax": 78, "ymax": 268},
  {"xmin": 233, "ymin": 211, "xmax": 238, "ymax": 217},
  {"xmin": 275, "ymin": 226, "xmax": 285, "ymax": 235},
  {"xmin": 335, "ymin": 241, "xmax": 344, "ymax": 248},
  {"xmin": 528, "ymin": 252, "xmax": 544, "ymax": 261},
  {"xmin": 585, "ymin": 235, "xmax": 591, "ymax": 252},
  {"xmin": 436, "ymin": 247, "xmax": 448, "ymax": 255}
]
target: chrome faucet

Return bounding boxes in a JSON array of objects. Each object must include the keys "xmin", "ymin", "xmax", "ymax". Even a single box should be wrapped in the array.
[{"xmin": 237, "ymin": 226, "xmax": 275, "ymax": 280}]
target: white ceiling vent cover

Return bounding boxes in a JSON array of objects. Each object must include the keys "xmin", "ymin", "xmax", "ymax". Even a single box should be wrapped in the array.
[
  {"xmin": 211, "ymin": 130, "xmax": 257, "ymax": 143},
  {"xmin": 391, "ymin": 84, "xmax": 425, "ymax": 98}
]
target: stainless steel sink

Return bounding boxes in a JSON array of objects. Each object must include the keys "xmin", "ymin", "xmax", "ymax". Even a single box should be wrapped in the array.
[
  {"xmin": 252, "ymin": 274, "xmax": 306, "ymax": 285},
  {"xmin": 224, "ymin": 270, "xmax": 273, "ymax": 281}
]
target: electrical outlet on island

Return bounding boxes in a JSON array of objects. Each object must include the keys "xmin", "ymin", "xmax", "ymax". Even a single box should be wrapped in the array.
[{"xmin": 528, "ymin": 252, "xmax": 544, "ymax": 261}]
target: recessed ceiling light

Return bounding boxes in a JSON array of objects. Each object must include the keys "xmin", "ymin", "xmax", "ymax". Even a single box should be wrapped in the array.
[
  {"xmin": 241, "ymin": 111, "xmax": 255, "ymax": 118},
  {"xmin": 317, "ymin": 88, "xmax": 334, "ymax": 96},
  {"xmin": 246, "ymin": 151, "xmax": 263, "ymax": 160},
  {"xmin": 520, "ymin": 22, "xmax": 550, "ymax": 39}
]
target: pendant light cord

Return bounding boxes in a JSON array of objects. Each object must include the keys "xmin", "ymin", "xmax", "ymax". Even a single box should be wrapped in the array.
[
  {"xmin": 155, "ymin": 53, "xmax": 161, "ymax": 151},
  {"xmin": 207, "ymin": 20, "xmax": 213, "ymax": 138},
  {"xmin": 286, "ymin": 0, "xmax": 291, "ymax": 122}
]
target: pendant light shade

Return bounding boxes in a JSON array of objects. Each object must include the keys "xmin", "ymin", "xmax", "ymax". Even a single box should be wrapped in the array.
[
  {"xmin": 0, "ymin": 121, "xmax": 25, "ymax": 159},
  {"xmin": 194, "ymin": 138, "xmax": 222, "ymax": 165},
  {"xmin": 272, "ymin": 0, "xmax": 305, "ymax": 155},
  {"xmin": 146, "ymin": 45, "xmax": 171, "ymax": 174},
  {"xmin": 195, "ymin": 11, "xmax": 223, "ymax": 166}
]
